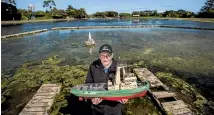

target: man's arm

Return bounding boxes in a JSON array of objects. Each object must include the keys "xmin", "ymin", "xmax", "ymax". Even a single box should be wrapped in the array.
[
  {"xmin": 85, "ymin": 65, "xmax": 94, "ymax": 83},
  {"xmin": 85, "ymin": 65, "xmax": 103, "ymax": 105}
]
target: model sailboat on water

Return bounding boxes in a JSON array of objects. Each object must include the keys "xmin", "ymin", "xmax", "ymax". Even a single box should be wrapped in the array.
[{"xmin": 84, "ymin": 32, "xmax": 96, "ymax": 46}]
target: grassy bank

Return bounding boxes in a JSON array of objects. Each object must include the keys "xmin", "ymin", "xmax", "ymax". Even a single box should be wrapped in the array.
[
  {"xmin": 123, "ymin": 17, "xmax": 214, "ymax": 23},
  {"xmin": 1, "ymin": 18, "xmax": 75, "ymax": 26}
]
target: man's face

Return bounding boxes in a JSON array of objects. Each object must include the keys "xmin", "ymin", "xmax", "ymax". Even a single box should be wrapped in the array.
[{"xmin": 99, "ymin": 52, "xmax": 112, "ymax": 67}]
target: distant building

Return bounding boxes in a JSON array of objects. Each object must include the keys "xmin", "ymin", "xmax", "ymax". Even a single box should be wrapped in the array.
[{"xmin": 132, "ymin": 14, "xmax": 140, "ymax": 17}]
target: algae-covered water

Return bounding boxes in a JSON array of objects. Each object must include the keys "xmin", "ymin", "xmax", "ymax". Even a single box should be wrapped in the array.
[
  {"xmin": 2, "ymin": 27, "xmax": 214, "ymax": 114},
  {"xmin": 2, "ymin": 28, "xmax": 214, "ymax": 74}
]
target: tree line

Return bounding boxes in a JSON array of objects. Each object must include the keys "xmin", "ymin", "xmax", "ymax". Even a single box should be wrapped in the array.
[
  {"xmin": 18, "ymin": 0, "xmax": 88, "ymax": 20},
  {"xmin": 2, "ymin": 0, "xmax": 214, "ymax": 20},
  {"xmin": 95, "ymin": 10, "xmax": 195, "ymax": 18},
  {"xmin": 94, "ymin": 0, "xmax": 213, "ymax": 18}
]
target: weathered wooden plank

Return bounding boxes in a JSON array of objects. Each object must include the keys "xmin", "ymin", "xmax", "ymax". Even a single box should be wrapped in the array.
[
  {"xmin": 31, "ymin": 98, "xmax": 54, "ymax": 103},
  {"xmin": 133, "ymin": 68, "xmax": 166, "ymax": 88},
  {"xmin": 26, "ymin": 102, "xmax": 49, "ymax": 107},
  {"xmin": 34, "ymin": 92, "xmax": 56, "ymax": 96},
  {"xmin": 162, "ymin": 100, "xmax": 193, "ymax": 115},
  {"xmin": 37, "ymin": 87, "xmax": 60, "ymax": 93},
  {"xmin": 134, "ymin": 68, "xmax": 194, "ymax": 115},
  {"xmin": 27, "ymin": 99, "xmax": 53, "ymax": 106},
  {"xmin": 153, "ymin": 91, "xmax": 176, "ymax": 99},
  {"xmin": 161, "ymin": 100, "xmax": 185, "ymax": 106},
  {"xmin": 19, "ymin": 84, "xmax": 61, "ymax": 115},
  {"xmin": 41, "ymin": 84, "xmax": 59, "ymax": 87},
  {"xmin": 22, "ymin": 107, "xmax": 46, "ymax": 112},
  {"xmin": 19, "ymin": 111, "xmax": 46, "ymax": 115},
  {"xmin": 172, "ymin": 108, "xmax": 193, "ymax": 115},
  {"xmin": 32, "ymin": 95, "xmax": 54, "ymax": 100}
]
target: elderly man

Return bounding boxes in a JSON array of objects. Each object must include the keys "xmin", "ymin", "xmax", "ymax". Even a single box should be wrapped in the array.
[{"xmin": 85, "ymin": 44, "xmax": 128, "ymax": 115}]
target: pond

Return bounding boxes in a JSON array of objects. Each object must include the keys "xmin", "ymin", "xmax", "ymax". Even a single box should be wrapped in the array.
[
  {"xmin": 2, "ymin": 27, "xmax": 214, "ymax": 98},
  {"xmin": 2, "ymin": 28, "xmax": 214, "ymax": 74}
]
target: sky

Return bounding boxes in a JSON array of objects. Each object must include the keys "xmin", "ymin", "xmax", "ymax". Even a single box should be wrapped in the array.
[{"xmin": 14, "ymin": 0, "xmax": 206, "ymax": 14}]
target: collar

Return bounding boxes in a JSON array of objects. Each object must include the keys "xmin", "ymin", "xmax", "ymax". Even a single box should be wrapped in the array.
[{"xmin": 103, "ymin": 61, "xmax": 112, "ymax": 69}]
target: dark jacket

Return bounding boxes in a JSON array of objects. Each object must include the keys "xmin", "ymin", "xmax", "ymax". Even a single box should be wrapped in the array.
[{"xmin": 85, "ymin": 59, "xmax": 122, "ymax": 115}]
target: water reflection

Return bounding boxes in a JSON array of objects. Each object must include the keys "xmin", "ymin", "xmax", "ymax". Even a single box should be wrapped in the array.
[{"xmin": 85, "ymin": 45, "xmax": 95, "ymax": 55}]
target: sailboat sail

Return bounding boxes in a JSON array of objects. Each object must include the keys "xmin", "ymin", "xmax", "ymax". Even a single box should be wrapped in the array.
[
  {"xmin": 85, "ymin": 32, "xmax": 95, "ymax": 46},
  {"xmin": 89, "ymin": 32, "xmax": 91, "ymax": 40}
]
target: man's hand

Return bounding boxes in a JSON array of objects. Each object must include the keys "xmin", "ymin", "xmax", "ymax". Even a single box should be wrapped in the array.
[
  {"xmin": 91, "ymin": 98, "xmax": 103, "ymax": 105},
  {"xmin": 118, "ymin": 99, "xmax": 129, "ymax": 104}
]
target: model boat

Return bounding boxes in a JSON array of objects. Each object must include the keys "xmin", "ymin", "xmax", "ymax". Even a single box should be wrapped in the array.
[
  {"xmin": 70, "ymin": 64, "xmax": 150, "ymax": 101},
  {"xmin": 84, "ymin": 32, "xmax": 96, "ymax": 46}
]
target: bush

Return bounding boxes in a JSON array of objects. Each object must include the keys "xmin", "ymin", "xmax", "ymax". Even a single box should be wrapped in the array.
[
  {"xmin": 21, "ymin": 15, "xmax": 28, "ymax": 20},
  {"xmin": 119, "ymin": 13, "xmax": 131, "ymax": 18},
  {"xmin": 197, "ymin": 11, "xmax": 214, "ymax": 18},
  {"xmin": 52, "ymin": 15, "xmax": 64, "ymax": 19},
  {"xmin": 35, "ymin": 11, "xmax": 46, "ymax": 17}
]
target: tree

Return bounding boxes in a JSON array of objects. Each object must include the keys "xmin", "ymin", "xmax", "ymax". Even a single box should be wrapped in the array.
[
  {"xmin": 182, "ymin": 11, "xmax": 194, "ymax": 18},
  {"xmin": 144, "ymin": 10, "xmax": 153, "ymax": 17},
  {"xmin": 105, "ymin": 11, "xmax": 118, "ymax": 17},
  {"xmin": 200, "ymin": 0, "xmax": 214, "ymax": 12},
  {"xmin": 67, "ymin": 5, "xmax": 74, "ymax": 10},
  {"xmin": 177, "ymin": 9, "xmax": 186, "ymax": 17},
  {"xmin": 119, "ymin": 13, "xmax": 131, "ymax": 18},
  {"xmin": 93, "ymin": 12, "xmax": 106, "ymax": 18},
  {"xmin": 80, "ymin": 8, "xmax": 87, "ymax": 17},
  {"xmin": 151, "ymin": 10, "xmax": 158, "ymax": 17},
  {"xmin": 198, "ymin": 0, "xmax": 214, "ymax": 18},
  {"xmin": 2, "ymin": 0, "xmax": 21, "ymax": 20},
  {"xmin": 2, "ymin": 0, "xmax": 16, "ymax": 5},
  {"xmin": 34, "ymin": 10, "xmax": 52, "ymax": 19},
  {"xmin": 58, "ymin": 9, "xmax": 67, "ymax": 17},
  {"xmin": 162, "ymin": 10, "xmax": 194, "ymax": 18},
  {"xmin": 43, "ymin": 0, "xmax": 56, "ymax": 16},
  {"xmin": 139, "ymin": 10, "xmax": 153, "ymax": 17},
  {"xmin": 18, "ymin": 9, "xmax": 31, "ymax": 20},
  {"xmin": 50, "ymin": 8, "xmax": 66, "ymax": 19},
  {"xmin": 140, "ymin": 11, "xmax": 146, "ymax": 17},
  {"xmin": 65, "ymin": 5, "xmax": 87, "ymax": 18},
  {"xmin": 35, "ymin": 11, "xmax": 46, "ymax": 17},
  {"xmin": 66, "ymin": 5, "xmax": 76, "ymax": 17},
  {"xmin": 73, "ymin": 8, "xmax": 87, "ymax": 18}
]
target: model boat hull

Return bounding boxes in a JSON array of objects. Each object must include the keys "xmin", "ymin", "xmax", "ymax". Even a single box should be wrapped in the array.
[{"xmin": 71, "ymin": 81, "xmax": 150, "ymax": 101}]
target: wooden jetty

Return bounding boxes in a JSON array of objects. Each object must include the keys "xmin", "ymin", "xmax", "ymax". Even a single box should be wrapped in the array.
[
  {"xmin": 51, "ymin": 25, "xmax": 159, "ymax": 30},
  {"xmin": 1, "ymin": 19, "xmax": 74, "ymax": 26},
  {"xmin": 19, "ymin": 84, "xmax": 61, "ymax": 115},
  {"xmin": 1, "ymin": 29, "xmax": 48, "ymax": 39},
  {"xmin": 134, "ymin": 68, "xmax": 194, "ymax": 115},
  {"xmin": 51, "ymin": 25, "xmax": 214, "ymax": 30},
  {"xmin": 2, "ymin": 25, "xmax": 213, "ymax": 39}
]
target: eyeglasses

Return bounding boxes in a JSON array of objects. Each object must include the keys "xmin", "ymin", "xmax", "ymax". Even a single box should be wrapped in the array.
[{"xmin": 99, "ymin": 54, "xmax": 112, "ymax": 59}]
